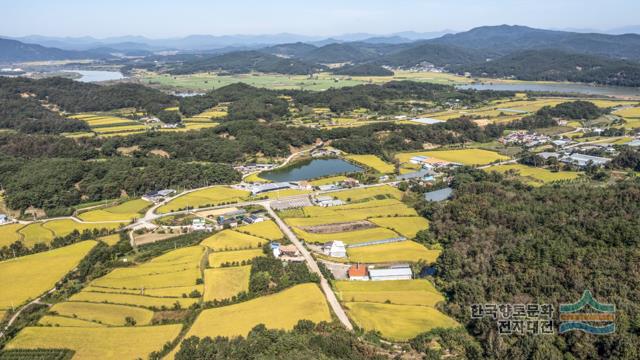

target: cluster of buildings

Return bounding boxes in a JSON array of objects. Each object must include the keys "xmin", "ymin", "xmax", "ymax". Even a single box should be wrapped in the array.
[
  {"xmin": 235, "ymin": 163, "xmax": 277, "ymax": 176},
  {"xmin": 142, "ymin": 189, "xmax": 176, "ymax": 203},
  {"xmin": 190, "ymin": 209, "xmax": 266, "ymax": 232},
  {"xmin": 538, "ymin": 151, "xmax": 612, "ymax": 168},
  {"xmin": 347, "ymin": 263, "xmax": 413, "ymax": 281},
  {"xmin": 500, "ymin": 131, "xmax": 551, "ymax": 147},
  {"xmin": 311, "ymin": 148, "xmax": 341, "ymax": 158}
]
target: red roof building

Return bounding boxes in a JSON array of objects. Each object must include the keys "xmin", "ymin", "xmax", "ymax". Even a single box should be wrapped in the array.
[{"xmin": 348, "ymin": 264, "xmax": 369, "ymax": 281}]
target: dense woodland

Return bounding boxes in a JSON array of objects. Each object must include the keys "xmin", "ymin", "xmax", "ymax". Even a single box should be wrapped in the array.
[
  {"xmin": 0, "ymin": 77, "xmax": 176, "ymax": 123},
  {"xmin": 167, "ymin": 51, "xmax": 325, "ymax": 75},
  {"xmin": 179, "ymin": 81, "xmax": 514, "ymax": 116},
  {"xmin": 418, "ymin": 169, "xmax": 640, "ymax": 359},
  {"xmin": 0, "ymin": 157, "xmax": 239, "ymax": 212},
  {"xmin": 450, "ymin": 49, "xmax": 640, "ymax": 87}
]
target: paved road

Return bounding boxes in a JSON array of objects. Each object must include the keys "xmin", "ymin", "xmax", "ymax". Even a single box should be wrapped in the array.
[{"xmin": 264, "ymin": 204, "xmax": 353, "ymax": 330}]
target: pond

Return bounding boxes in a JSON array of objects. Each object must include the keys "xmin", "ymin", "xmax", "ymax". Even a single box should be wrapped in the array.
[
  {"xmin": 457, "ymin": 83, "xmax": 640, "ymax": 98},
  {"xmin": 63, "ymin": 70, "xmax": 125, "ymax": 82},
  {"xmin": 259, "ymin": 158, "xmax": 363, "ymax": 182}
]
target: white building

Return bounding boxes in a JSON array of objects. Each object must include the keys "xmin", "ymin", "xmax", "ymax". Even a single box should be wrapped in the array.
[
  {"xmin": 323, "ymin": 241, "xmax": 347, "ymax": 258},
  {"xmin": 0, "ymin": 214, "xmax": 9, "ymax": 225},
  {"xmin": 561, "ymin": 153, "xmax": 611, "ymax": 167},
  {"xmin": 368, "ymin": 264, "xmax": 413, "ymax": 281},
  {"xmin": 191, "ymin": 218, "xmax": 212, "ymax": 232},
  {"xmin": 314, "ymin": 196, "xmax": 344, "ymax": 207}
]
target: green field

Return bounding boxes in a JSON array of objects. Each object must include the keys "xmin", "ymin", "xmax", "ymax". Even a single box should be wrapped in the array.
[
  {"xmin": 201, "ymin": 230, "xmax": 266, "ymax": 251},
  {"xmin": 346, "ymin": 155, "xmax": 395, "ymax": 174},
  {"xmin": 208, "ymin": 248, "xmax": 264, "ymax": 267},
  {"xmin": 347, "ymin": 241, "xmax": 440, "ymax": 264},
  {"xmin": 7, "ymin": 324, "xmax": 182, "ymax": 360},
  {"xmin": 369, "ymin": 216, "xmax": 429, "ymax": 239},
  {"xmin": 49, "ymin": 301, "xmax": 154, "ymax": 326},
  {"xmin": 0, "ymin": 241, "xmax": 97, "ymax": 312},
  {"xmin": 139, "ymin": 71, "xmax": 476, "ymax": 92},
  {"xmin": 187, "ymin": 283, "xmax": 331, "ymax": 338},
  {"xmin": 78, "ymin": 199, "xmax": 151, "ymax": 222},
  {"xmin": 157, "ymin": 186, "xmax": 250, "ymax": 214},
  {"xmin": 485, "ymin": 164, "xmax": 581, "ymax": 186},
  {"xmin": 203, "ymin": 266, "xmax": 251, "ymax": 301},
  {"xmin": 396, "ymin": 149, "xmax": 509, "ymax": 166},
  {"xmin": 234, "ymin": 220, "xmax": 284, "ymax": 240},
  {"xmin": 345, "ymin": 302, "xmax": 459, "ymax": 341}
]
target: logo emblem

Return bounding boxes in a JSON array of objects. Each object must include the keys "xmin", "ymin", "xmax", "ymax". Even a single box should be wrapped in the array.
[{"xmin": 559, "ymin": 290, "xmax": 615, "ymax": 334}]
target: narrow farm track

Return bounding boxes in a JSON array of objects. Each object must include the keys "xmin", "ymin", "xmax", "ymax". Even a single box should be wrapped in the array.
[
  {"xmin": 0, "ymin": 289, "xmax": 54, "ymax": 338},
  {"xmin": 264, "ymin": 204, "xmax": 354, "ymax": 330}
]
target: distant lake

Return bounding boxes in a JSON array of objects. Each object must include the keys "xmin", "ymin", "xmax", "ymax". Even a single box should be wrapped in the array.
[
  {"xmin": 458, "ymin": 83, "xmax": 640, "ymax": 98},
  {"xmin": 259, "ymin": 158, "xmax": 362, "ymax": 182},
  {"xmin": 63, "ymin": 70, "xmax": 124, "ymax": 82}
]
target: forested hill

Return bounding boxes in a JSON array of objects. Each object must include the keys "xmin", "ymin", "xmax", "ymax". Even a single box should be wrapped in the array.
[
  {"xmin": 448, "ymin": 49, "xmax": 640, "ymax": 87},
  {"xmin": 166, "ymin": 50, "xmax": 326, "ymax": 75},
  {"xmin": 423, "ymin": 170, "xmax": 640, "ymax": 359},
  {"xmin": 428, "ymin": 25, "xmax": 640, "ymax": 60},
  {"xmin": 0, "ymin": 38, "xmax": 103, "ymax": 62},
  {"xmin": 6, "ymin": 77, "xmax": 176, "ymax": 113}
]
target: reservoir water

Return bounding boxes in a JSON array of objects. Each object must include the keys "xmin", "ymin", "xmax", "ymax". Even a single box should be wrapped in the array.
[
  {"xmin": 63, "ymin": 70, "xmax": 125, "ymax": 82},
  {"xmin": 458, "ymin": 83, "xmax": 640, "ymax": 98},
  {"xmin": 259, "ymin": 158, "xmax": 363, "ymax": 182}
]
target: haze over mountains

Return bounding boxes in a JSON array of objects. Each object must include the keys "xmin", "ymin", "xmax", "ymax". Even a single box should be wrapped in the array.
[{"xmin": 2, "ymin": 25, "xmax": 640, "ymax": 87}]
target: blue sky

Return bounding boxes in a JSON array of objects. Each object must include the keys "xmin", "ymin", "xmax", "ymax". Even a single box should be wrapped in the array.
[{"xmin": 2, "ymin": 0, "xmax": 639, "ymax": 37}]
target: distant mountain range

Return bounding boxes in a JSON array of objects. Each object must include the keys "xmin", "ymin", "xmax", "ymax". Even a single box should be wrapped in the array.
[
  {"xmin": 3, "ymin": 31, "xmax": 453, "ymax": 53},
  {"xmin": 3, "ymin": 25, "xmax": 640, "ymax": 87}
]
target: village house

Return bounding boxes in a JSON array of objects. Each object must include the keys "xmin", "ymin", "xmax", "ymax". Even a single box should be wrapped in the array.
[
  {"xmin": 243, "ymin": 214, "xmax": 264, "ymax": 224},
  {"xmin": 270, "ymin": 242, "xmax": 281, "ymax": 257},
  {"xmin": 347, "ymin": 264, "xmax": 369, "ymax": 281},
  {"xmin": 279, "ymin": 244, "xmax": 300, "ymax": 257},
  {"xmin": 396, "ymin": 169, "xmax": 436, "ymax": 182},
  {"xmin": 0, "ymin": 214, "xmax": 9, "ymax": 225}
]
